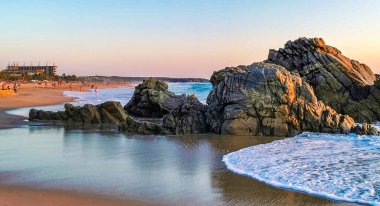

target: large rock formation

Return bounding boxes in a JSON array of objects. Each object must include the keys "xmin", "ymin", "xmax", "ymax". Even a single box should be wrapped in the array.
[
  {"xmin": 206, "ymin": 62, "xmax": 356, "ymax": 136},
  {"xmin": 124, "ymin": 78, "xmax": 180, "ymax": 118},
  {"xmin": 161, "ymin": 94, "xmax": 208, "ymax": 134},
  {"xmin": 266, "ymin": 37, "xmax": 380, "ymax": 122}
]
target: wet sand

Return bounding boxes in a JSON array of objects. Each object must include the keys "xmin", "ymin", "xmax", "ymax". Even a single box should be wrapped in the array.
[
  {"xmin": 0, "ymin": 185, "xmax": 152, "ymax": 206},
  {"xmin": 0, "ymin": 110, "xmax": 26, "ymax": 129}
]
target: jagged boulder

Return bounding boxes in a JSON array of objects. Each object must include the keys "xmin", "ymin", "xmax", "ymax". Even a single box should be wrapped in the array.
[
  {"xmin": 124, "ymin": 77, "xmax": 181, "ymax": 118},
  {"xmin": 206, "ymin": 62, "xmax": 356, "ymax": 137},
  {"xmin": 162, "ymin": 94, "xmax": 208, "ymax": 134},
  {"xmin": 266, "ymin": 37, "xmax": 380, "ymax": 122}
]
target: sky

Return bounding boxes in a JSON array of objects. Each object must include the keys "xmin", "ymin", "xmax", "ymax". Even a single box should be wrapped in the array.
[{"xmin": 1, "ymin": 0, "xmax": 380, "ymax": 78}]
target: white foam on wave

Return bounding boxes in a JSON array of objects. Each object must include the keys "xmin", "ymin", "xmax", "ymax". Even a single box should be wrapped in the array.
[
  {"xmin": 63, "ymin": 86, "xmax": 134, "ymax": 106},
  {"xmin": 223, "ymin": 132, "xmax": 380, "ymax": 205},
  {"xmin": 375, "ymin": 122, "xmax": 380, "ymax": 131}
]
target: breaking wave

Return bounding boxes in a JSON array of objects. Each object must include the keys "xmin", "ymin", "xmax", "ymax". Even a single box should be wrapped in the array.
[{"xmin": 223, "ymin": 132, "xmax": 380, "ymax": 205}]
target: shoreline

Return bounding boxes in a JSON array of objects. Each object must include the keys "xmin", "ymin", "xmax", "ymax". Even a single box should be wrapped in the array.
[{"xmin": 0, "ymin": 183, "xmax": 154, "ymax": 206}]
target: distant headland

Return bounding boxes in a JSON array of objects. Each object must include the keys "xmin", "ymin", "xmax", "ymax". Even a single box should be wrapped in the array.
[{"xmin": 79, "ymin": 76, "xmax": 209, "ymax": 83}]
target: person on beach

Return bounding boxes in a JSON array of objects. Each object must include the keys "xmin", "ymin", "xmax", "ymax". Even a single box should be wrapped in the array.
[
  {"xmin": 95, "ymin": 86, "xmax": 98, "ymax": 94},
  {"xmin": 13, "ymin": 81, "xmax": 17, "ymax": 93}
]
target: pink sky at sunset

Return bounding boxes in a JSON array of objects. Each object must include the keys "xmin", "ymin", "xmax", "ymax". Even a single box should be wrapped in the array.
[{"xmin": 1, "ymin": 0, "xmax": 380, "ymax": 78}]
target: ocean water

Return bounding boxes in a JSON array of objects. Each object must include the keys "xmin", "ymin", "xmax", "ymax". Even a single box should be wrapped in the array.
[
  {"xmin": 224, "ymin": 132, "xmax": 380, "ymax": 205},
  {"xmin": 6, "ymin": 82, "xmax": 212, "ymax": 117}
]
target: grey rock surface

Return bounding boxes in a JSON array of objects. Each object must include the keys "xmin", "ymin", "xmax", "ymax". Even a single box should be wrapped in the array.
[{"xmin": 266, "ymin": 37, "xmax": 380, "ymax": 122}]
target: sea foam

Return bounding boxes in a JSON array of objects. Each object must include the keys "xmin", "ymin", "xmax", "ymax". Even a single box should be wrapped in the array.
[{"xmin": 223, "ymin": 132, "xmax": 380, "ymax": 205}]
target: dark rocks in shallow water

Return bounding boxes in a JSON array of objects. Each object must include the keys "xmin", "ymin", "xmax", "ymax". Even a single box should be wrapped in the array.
[
  {"xmin": 162, "ymin": 94, "xmax": 208, "ymax": 135},
  {"xmin": 266, "ymin": 37, "xmax": 380, "ymax": 123},
  {"xmin": 29, "ymin": 101, "xmax": 163, "ymax": 135},
  {"xmin": 206, "ymin": 62, "xmax": 356, "ymax": 137},
  {"xmin": 29, "ymin": 109, "xmax": 68, "ymax": 121},
  {"xmin": 29, "ymin": 101, "xmax": 128, "ymax": 125},
  {"xmin": 124, "ymin": 77, "xmax": 179, "ymax": 118}
]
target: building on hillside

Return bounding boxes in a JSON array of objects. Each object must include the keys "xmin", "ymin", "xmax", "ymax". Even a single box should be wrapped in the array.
[{"xmin": 4, "ymin": 63, "xmax": 57, "ymax": 76}]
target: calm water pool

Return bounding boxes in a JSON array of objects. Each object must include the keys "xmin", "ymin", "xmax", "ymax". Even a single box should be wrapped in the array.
[{"xmin": 0, "ymin": 124, "xmax": 354, "ymax": 206}]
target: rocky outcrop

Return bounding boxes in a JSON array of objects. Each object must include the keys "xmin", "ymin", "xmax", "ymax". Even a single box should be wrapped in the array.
[
  {"xmin": 124, "ymin": 77, "xmax": 181, "ymax": 118},
  {"xmin": 161, "ymin": 94, "xmax": 208, "ymax": 134},
  {"xmin": 206, "ymin": 62, "xmax": 356, "ymax": 137},
  {"xmin": 30, "ymin": 101, "xmax": 128, "ymax": 124},
  {"xmin": 123, "ymin": 77, "xmax": 209, "ymax": 135},
  {"xmin": 266, "ymin": 37, "xmax": 380, "ymax": 122}
]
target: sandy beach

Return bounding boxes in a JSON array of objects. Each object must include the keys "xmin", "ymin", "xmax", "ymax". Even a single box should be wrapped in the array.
[
  {"xmin": 0, "ymin": 81, "xmax": 134, "ymax": 128},
  {"xmin": 0, "ymin": 81, "xmax": 132, "ymax": 109}
]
